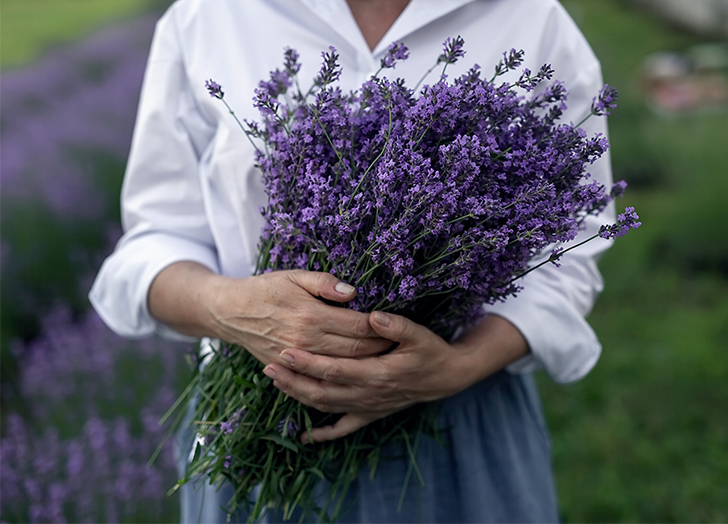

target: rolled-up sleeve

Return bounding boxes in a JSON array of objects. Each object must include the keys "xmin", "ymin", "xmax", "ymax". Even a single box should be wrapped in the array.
[{"xmin": 89, "ymin": 6, "xmax": 218, "ymax": 339}]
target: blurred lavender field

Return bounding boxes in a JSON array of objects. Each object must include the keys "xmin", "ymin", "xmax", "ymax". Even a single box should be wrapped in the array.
[{"xmin": 1, "ymin": 13, "xmax": 189, "ymax": 523}]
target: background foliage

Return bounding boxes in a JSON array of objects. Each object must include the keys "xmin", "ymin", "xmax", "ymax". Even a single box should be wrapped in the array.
[{"xmin": 1, "ymin": 0, "xmax": 726, "ymax": 522}]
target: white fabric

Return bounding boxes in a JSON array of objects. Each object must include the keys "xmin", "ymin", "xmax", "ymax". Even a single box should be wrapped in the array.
[{"xmin": 90, "ymin": 0, "xmax": 615, "ymax": 383}]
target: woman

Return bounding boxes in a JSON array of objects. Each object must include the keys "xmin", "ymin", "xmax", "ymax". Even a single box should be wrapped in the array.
[{"xmin": 91, "ymin": 0, "xmax": 614, "ymax": 521}]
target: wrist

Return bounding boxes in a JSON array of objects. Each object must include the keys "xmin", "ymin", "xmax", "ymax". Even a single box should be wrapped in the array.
[
  {"xmin": 450, "ymin": 314, "xmax": 530, "ymax": 387},
  {"xmin": 148, "ymin": 261, "xmax": 234, "ymax": 339}
]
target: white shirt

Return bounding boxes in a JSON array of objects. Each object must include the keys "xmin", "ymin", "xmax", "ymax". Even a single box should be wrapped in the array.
[{"xmin": 90, "ymin": 0, "xmax": 615, "ymax": 384}]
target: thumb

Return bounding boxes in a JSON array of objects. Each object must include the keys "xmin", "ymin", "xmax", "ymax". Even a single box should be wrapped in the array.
[
  {"xmin": 287, "ymin": 270, "xmax": 357, "ymax": 303},
  {"xmin": 369, "ymin": 311, "xmax": 420, "ymax": 344}
]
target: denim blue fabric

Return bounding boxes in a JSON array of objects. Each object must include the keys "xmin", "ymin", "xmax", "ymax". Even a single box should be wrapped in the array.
[{"xmin": 176, "ymin": 370, "xmax": 559, "ymax": 523}]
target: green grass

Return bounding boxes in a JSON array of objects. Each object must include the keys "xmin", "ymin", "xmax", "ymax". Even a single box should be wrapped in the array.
[
  {"xmin": 0, "ymin": 0, "xmax": 163, "ymax": 70},
  {"xmin": 540, "ymin": 1, "xmax": 728, "ymax": 521}
]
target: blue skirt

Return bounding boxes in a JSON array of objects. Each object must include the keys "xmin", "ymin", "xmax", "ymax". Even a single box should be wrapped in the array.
[{"xmin": 176, "ymin": 370, "xmax": 559, "ymax": 523}]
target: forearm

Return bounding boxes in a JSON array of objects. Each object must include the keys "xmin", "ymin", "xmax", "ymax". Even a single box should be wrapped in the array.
[
  {"xmin": 148, "ymin": 264, "xmax": 391, "ymax": 364},
  {"xmin": 147, "ymin": 261, "xmax": 228, "ymax": 339},
  {"xmin": 450, "ymin": 314, "xmax": 530, "ymax": 392}
]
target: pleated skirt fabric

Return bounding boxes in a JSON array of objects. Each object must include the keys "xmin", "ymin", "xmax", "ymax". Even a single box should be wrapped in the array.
[{"xmin": 176, "ymin": 370, "xmax": 559, "ymax": 523}]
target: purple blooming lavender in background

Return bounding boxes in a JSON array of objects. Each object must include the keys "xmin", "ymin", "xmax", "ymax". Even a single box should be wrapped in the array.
[
  {"xmin": 0, "ymin": 16, "xmax": 155, "ymax": 218},
  {"xmin": 1, "ymin": 306, "xmax": 189, "ymax": 523}
]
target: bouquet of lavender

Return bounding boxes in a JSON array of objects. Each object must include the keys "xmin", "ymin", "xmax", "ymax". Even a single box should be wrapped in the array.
[{"xmin": 165, "ymin": 38, "xmax": 639, "ymax": 522}]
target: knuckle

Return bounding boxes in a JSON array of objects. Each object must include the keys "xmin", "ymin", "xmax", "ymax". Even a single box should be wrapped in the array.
[
  {"xmin": 311, "ymin": 389, "xmax": 330, "ymax": 412},
  {"xmin": 352, "ymin": 316, "xmax": 370, "ymax": 338},
  {"xmin": 289, "ymin": 333, "xmax": 309, "ymax": 350},
  {"xmin": 322, "ymin": 363, "xmax": 343, "ymax": 382},
  {"xmin": 349, "ymin": 338, "xmax": 365, "ymax": 358},
  {"xmin": 295, "ymin": 308, "xmax": 316, "ymax": 326},
  {"xmin": 361, "ymin": 396, "xmax": 380, "ymax": 409},
  {"xmin": 315, "ymin": 271, "xmax": 332, "ymax": 291}
]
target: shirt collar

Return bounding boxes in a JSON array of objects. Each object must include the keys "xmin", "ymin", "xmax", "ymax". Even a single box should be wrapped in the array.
[{"xmin": 297, "ymin": 0, "xmax": 478, "ymax": 59}]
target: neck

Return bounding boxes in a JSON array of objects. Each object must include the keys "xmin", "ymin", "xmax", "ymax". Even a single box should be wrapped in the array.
[{"xmin": 345, "ymin": 0, "xmax": 411, "ymax": 51}]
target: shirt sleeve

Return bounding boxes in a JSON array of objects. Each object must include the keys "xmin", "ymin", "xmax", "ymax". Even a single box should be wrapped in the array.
[
  {"xmin": 89, "ymin": 5, "xmax": 219, "ymax": 340},
  {"xmin": 487, "ymin": 4, "xmax": 616, "ymax": 384}
]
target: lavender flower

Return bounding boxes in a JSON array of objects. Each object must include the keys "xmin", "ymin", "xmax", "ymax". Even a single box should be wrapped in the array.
[
  {"xmin": 493, "ymin": 48, "xmax": 525, "ymax": 77},
  {"xmin": 313, "ymin": 46, "xmax": 342, "ymax": 87},
  {"xmin": 205, "ymin": 79, "xmax": 224, "ymax": 99},
  {"xmin": 592, "ymin": 83, "xmax": 619, "ymax": 116},
  {"xmin": 1, "ymin": 281, "xmax": 188, "ymax": 522},
  {"xmin": 221, "ymin": 408, "xmax": 247, "ymax": 434},
  {"xmin": 611, "ymin": 180, "xmax": 628, "ymax": 198},
  {"xmin": 283, "ymin": 48, "xmax": 301, "ymax": 76},
  {"xmin": 381, "ymin": 41, "xmax": 410, "ymax": 69},
  {"xmin": 437, "ymin": 36, "xmax": 466, "ymax": 64},
  {"xmin": 599, "ymin": 206, "xmax": 642, "ymax": 239},
  {"xmin": 185, "ymin": 37, "xmax": 638, "ymax": 522},
  {"xmin": 278, "ymin": 418, "xmax": 300, "ymax": 438}
]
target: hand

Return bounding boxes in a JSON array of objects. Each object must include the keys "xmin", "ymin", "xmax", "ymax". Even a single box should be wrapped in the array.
[
  {"xmin": 148, "ymin": 263, "xmax": 391, "ymax": 367},
  {"xmin": 263, "ymin": 311, "xmax": 476, "ymax": 442},
  {"xmin": 263, "ymin": 312, "xmax": 530, "ymax": 442},
  {"xmin": 207, "ymin": 270, "xmax": 391, "ymax": 366}
]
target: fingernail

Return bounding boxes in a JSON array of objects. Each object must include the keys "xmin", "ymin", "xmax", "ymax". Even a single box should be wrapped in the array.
[
  {"xmin": 281, "ymin": 352, "xmax": 295, "ymax": 366},
  {"xmin": 335, "ymin": 282, "xmax": 355, "ymax": 295},
  {"xmin": 263, "ymin": 366, "xmax": 278, "ymax": 380},
  {"xmin": 301, "ymin": 433, "xmax": 310, "ymax": 445},
  {"xmin": 373, "ymin": 311, "xmax": 391, "ymax": 327}
]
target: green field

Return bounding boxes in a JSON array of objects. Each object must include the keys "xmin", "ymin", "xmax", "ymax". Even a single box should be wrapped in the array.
[
  {"xmin": 0, "ymin": 0, "xmax": 162, "ymax": 69},
  {"xmin": 541, "ymin": 1, "xmax": 728, "ymax": 522}
]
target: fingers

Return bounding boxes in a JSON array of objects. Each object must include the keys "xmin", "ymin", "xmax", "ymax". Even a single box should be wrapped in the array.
[
  {"xmin": 287, "ymin": 270, "xmax": 357, "ymax": 303},
  {"xmin": 369, "ymin": 311, "xmax": 422, "ymax": 344},
  {"xmin": 316, "ymin": 306, "xmax": 386, "ymax": 342},
  {"xmin": 301, "ymin": 413, "xmax": 376, "ymax": 443},
  {"xmin": 263, "ymin": 363, "xmax": 364, "ymax": 413},
  {"xmin": 277, "ymin": 349, "xmax": 385, "ymax": 385}
]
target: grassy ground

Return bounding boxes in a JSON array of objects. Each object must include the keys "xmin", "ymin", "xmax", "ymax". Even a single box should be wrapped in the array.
[
  {"xmin": 540, "ymin": 1, "xmax": 728, "ymax": 522},
  {"xmin": 0, "ymin": 0, "xmax": 164, "ymax": 69}
]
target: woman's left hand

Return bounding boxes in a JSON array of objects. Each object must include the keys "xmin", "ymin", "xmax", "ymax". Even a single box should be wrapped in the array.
[{"xmin": 262, "ymin": 311, "xmax": 525, "ymax": 442}]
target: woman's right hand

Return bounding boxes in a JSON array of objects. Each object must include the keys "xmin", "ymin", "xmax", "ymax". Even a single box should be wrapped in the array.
[{"xmin": 148, "ymin": 262, "xmax": 391, "ymax": 366}]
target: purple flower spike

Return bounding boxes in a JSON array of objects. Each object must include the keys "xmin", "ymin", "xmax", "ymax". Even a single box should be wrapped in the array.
[
  {"xmin": 313, "ymin": 46, "xmax": 342, "ymax": 87},
  {"xmin": 224, "ymin": 455, "xmax": 232, "ymax": 469},
  {"xmin": 591, "ymin": 84, "xmax": 618, "ymax": 116},
  {"xmin": 494, "ymin": 48, "xmax": 525, "ymax": 77},
  {"xmin": 278, "ymin": 418, "xmax": 299, "ymax": 438},
  {"xmin": 438, "ymin": 36, "xmax": 466, "ymax": 65},
  {"xmin": 205, "ymin": 79, "xmax": 224, "ymax": 99},
  {"xmin": 610, "ymin": 180, "xmax": 628, "ymax": 198},
  {"xmin": 283, "ymin": 48, "xmax": 301, "ymax": 76},
  {"xmin": 381, "ymin": 41, "xmax": 410, "ymax": 69},
  {"xmin": 599, "ymin": 206, "xmax": 642, "ymax": 239}
]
